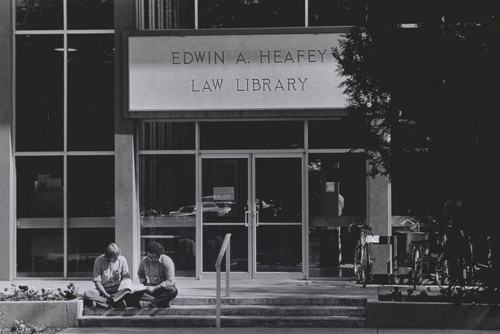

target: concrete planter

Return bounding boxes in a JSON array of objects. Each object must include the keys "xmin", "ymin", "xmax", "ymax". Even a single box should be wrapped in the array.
[
  {"xmin": 0, "ymin": 299, "xmax": 83, "ymax": 328},
  {"xmin": 367, "ymin": 300, "xmax": 500, "ymax": 329}
]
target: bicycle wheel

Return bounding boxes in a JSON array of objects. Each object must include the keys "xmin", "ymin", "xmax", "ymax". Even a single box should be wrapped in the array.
[
  {"xmin": 353, "ymin": 241, "xmax": 363, "ymax": 283},
  {"xmin": 362, "ymin": 243, "xmax": 370, "ymax": 288},
  {"xmin": 435, "ymin": 260, "xmax": 449, "ymax": 289},
  {"xmin": 412, "ymin": 247, "xmax": 422, "ymax": 289}
]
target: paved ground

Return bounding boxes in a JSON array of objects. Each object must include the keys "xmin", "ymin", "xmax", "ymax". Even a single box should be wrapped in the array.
[
  {"xmin": 3, "ymin": 278, "xmax": 474, "ymax": 333},
  {"xmin": 59, "ymin": 328, "xmax": 500, "ymax": 333},
  {"xmin": 0, "ymin": 277, "xmax": 382, "ymax": 300}
]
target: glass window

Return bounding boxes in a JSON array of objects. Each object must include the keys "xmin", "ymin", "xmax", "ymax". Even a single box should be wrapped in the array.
[
  {"xmin": 139, "ymin": 122, "xmax": 195, "ymax": 150},
  {"xmin": 67, "ymin": 0, "xmax": 114, "ymax": 29},
  {"xmin": 140, "ymin": 155, "xmax": 196, "ymax": 277},
  {"xmin": 308, "ymin": 119, "xmax": 368, "ymax": 149},
  {"xmin": 201, "ymin": 121, "xmax": 303, "ymax": 150},
  {"xmin": 255, "ymin": 158, "xmax": 302, "ymax": 223},
  {"xmin": 140, "ymin": 0, "xmax": 195, "ymax": 29},
  {"xmin": 309, "ymin": 0, "xmax": 365, "ymax": 27},
  {"xmin": 140, "ymin": 228, "xmax": 196, "ymax": 277},
  {"xmin": 17, "ymin": 229, "xmax": 63, "ymax": 277},
  {"xmin": 68, "ymin": 34, "xmax": 114, "ymax": 151},
  {"xmin": 68, "ymin": 156, "xmax": 114, "ymax": 217},
  {"xmin": 68, "ymin": 228, "xmax": 114, "ymax": 277},
  {"xmin": 199, "ymin": 0, "xmax": 304, "ymax": 28},
  {"xmin": 256, "ymin": 225, "xmax": 302, "ymax": 272},
  {"xmin": 16, "ymin": 35, "xmax": 64, "ymax": 152},
  {"xmin": 203, "ymin": 225, "xmax": 247, "ymax": 272},
  {"xmin": 202, "ymin": 158, "xmax": 248, "ymax": 224},
  {"xmin": 308, "ymin": 153, "xmax": 366, "ymax": 218},
  {"xmin": 140, "ymin": 155, "xmax": 195, "ymax": 217},
  {"xmin": 16, "ymin": 0, "xmax": 63, "ymax": 30},
  {"xmin": 16, "ymin": 157, "xmax": 63, "ymax": 218}
]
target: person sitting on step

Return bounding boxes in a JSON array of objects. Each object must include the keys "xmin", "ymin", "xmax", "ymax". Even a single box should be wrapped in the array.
[
  {"xmin": 83, "ymin": 243, "xmax": 130, "ymax": 308},
  {"xmin": 137, "ymin": 241, "xmax": 178, "ymax": 308}
]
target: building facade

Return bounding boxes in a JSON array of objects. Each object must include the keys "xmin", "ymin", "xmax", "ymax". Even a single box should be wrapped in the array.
[{"xmin": 0, "ymin": 0, "xmax": 392, "ymax": 281}]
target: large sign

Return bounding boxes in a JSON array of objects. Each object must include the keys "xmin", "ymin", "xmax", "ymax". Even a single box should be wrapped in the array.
[{"xmin": 128, "ymin": 32, "xmax": 346, "ymax": 111}]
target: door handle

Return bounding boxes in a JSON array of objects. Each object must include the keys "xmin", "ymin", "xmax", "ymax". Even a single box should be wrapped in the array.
[
  {"xmin": 255, "ymin": 210, "xmax": 259, "ymax": 227},
  {"xmin": 245, "ymin": 210, "xmax": 250, "ymax": 227}
]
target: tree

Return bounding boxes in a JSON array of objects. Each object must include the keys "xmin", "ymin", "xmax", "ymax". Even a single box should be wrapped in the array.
[{"xmin": 333, "ymin": 1, "xmax": 500, "ymax": 224}]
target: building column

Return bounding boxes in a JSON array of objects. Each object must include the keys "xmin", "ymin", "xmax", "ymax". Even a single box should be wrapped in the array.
[
  {"xmin": 367, "ymin": 173, "xmax": 392, "ymax": 276},
  {"xmin": 115, "ymin": 0, "xmax": 140, "ymax": 280},
  {"xmin": 0, "ymin": 0, "xmax": 14, "ymax": 280}
]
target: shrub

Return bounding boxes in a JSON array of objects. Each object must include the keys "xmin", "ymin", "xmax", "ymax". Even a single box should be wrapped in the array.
[{"xmin": 0, "ymin": 283, "xmax": 80, "ymax": 302}]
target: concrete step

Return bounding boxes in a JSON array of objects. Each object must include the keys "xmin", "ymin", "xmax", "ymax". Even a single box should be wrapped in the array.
[
  {"xmin": 83, "ymin": 305, "xmax": 366, "ymax": 317},
  {"xmin": 79, "ymin": 315, "xmax": 366, "ymax": 328},
  {"xmin": 79, "ymin": 296, "xmax": 368, "ymax": 328},
  {"xmin": 170, "ymin": 296, "xmax": 367, "ymax": 306}
]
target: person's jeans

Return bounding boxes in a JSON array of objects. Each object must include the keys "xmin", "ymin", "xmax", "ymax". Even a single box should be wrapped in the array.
[
  {"xmin": 138, "ymin": 286, "xmax": 178, "ymax": 307},
  {"xmin": 83, "ymin": 285, "xmax": 119, "ymax": 308}
]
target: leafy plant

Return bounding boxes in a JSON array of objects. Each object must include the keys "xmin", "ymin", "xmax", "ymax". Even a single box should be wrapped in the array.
[{"xmin": 0, "ymin": 283, "xmax": 80, "ymax": 302}]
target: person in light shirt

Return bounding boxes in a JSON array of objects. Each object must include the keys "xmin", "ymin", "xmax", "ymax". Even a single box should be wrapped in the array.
[
  {"xmin": 137, "ymin": 241, "xmax": 178, "ymax": 308},
  {"xmin": 83, "ymin": 243, "xmax": 130, "ymax": 308}
]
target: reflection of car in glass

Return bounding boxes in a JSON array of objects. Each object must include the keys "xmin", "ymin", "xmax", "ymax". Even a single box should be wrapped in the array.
[
  {"xmin": 140, "ymin": 209, "xmax": 160, "ymax": 217},
  {"xmin": 169, "ymin": 205, "xmax": 196, "ymax": 217},
  {"xmin": 169, "ymin": 202, "xmax": 231, "ymax": 217}
]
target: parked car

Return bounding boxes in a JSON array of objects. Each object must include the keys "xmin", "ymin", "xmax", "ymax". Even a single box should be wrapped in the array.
[{"xmin": 169, "ymin": 202, "xmax": 231, "ymax": 217}]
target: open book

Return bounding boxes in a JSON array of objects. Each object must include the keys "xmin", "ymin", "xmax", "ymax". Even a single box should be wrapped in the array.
[{"xmin": 110, "ymin": 279, "xmax": 148, "ymax": 303}]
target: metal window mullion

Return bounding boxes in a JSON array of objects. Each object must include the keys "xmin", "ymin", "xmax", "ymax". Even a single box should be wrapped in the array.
[
  {"xmin": 305, "ymin": 0, "xmax": 309, "ymax": 27},
  {"xmin": 66, "ymin": 30, "xmax": 115, "ymax": 34},
  {"xmin": 194, "ymin": 0, "xmax": 198, "ymax": 29},
  {"xmin": 66, "ymin": 151, "xmax": 115, "ymax": 156},
  {"xmin": 149, "ymin": 0, "xmax": 155, "ymax": 29},
  {"xmin": 160, "ymin": 0, "xmax": 165, "ymax": 29},
  {"xmin": 12, "ymin": 0, "xmax": 18, "ymax": 279},
  {"xmin": 63, "ymin": 0, "xmax": 68, "ymax": 279},
  {"xmin": 14, "ymin": 30, "xmax": 65, "ymax": 35},
  {"xmin": 195, "ymin": 121, "xmax": 202, "ymax": 278},
  {"xmin": 303, "ymin": 120, "xmax": 309, "ymax": 279},
  {"xmin": 136, "ymin": 0, "xmax": 142, "ymax": 29}
]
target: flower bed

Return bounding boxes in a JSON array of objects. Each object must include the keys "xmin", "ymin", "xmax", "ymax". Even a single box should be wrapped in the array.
[
  {"xmin": 379, "ymin": 286, "xmax": 500, "ymax": 304},
  {"xmin": 0, "ymin": 283, "xmax": 79, "ymax": 302},
  {"xmin": 0, "ymin": 283, "xmax": 83, "ymax": 331},
  {"xmin": 369, "ymin": 286, "xmax": 500, "ymax": 329}
]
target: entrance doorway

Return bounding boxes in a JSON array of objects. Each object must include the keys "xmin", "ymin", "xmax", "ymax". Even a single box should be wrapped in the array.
[{"xmin": 201, "ymin": 154, "xmax": 303, "ymax": 278}]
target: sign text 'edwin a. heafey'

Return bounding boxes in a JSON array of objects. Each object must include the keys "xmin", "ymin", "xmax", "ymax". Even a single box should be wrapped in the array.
[{"xmin": 128, "ymin": 33, "xmax": 346, "ymax": 111}]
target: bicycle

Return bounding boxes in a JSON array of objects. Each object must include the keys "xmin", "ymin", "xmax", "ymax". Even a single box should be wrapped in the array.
[
  {"xmin": 350, "ymin": 223, "xmax": 374, "ymax": 288},
  {"xmin": 398, "ymin": 217, "xmax": 430, "ymax": 289}
]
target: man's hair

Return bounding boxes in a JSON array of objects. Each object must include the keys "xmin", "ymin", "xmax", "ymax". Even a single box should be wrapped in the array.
[
  {"xmin": 146, "ymin": 241, "xmax": 165, "ymax": 257},
  {"xmin": 104, "ymin": 243, "xmax": 121, "ymax": 259}
]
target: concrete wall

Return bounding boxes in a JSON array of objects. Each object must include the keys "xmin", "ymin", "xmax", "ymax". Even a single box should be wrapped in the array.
[
  {"xmin": 367, "ymin": 174, "xmax": 391, "ymax": 275},
  {"xmin": 114, "ymin": 0, "xmax": 140, "ymax": 280},
  {"xmin": 0, "ymin": 300, "xmax": 83, "ymax": 328},
  {"xmin": 0, "ymin": 0, "xmax": 14, "ymax": 281},
  {"xmin": 368, "ymin": 300, "xmax": 500, "ymax": 329}
]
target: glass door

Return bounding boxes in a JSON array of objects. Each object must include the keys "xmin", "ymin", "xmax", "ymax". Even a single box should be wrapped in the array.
[
  {"xmin": 253, "ymin": 155, "xmax": 303, "ymax": 278},
  {"xmin": 201, "ymin": 154, "xmax": 304, "ymax": 278},
  {"xmin": 201, "ymin": 155, "xmax": 251, "ymax": 276}
]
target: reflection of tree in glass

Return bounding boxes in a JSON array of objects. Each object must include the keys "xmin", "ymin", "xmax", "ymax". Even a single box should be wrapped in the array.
[
  {"xmin": 200, "ymin": 0, "xmax": 303, "ymax": 28},
  {"xmin": 16, "ymin": 0, "xmax": 63, "ymax": 30}
]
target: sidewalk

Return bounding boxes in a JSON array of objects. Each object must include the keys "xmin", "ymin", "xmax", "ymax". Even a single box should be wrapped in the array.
[
  {"xmin": 59, "ymin": 328, "xmax": 500, "ymax": 334},
  {"xmin": 0, "ymin": 277, "xmax": 380, "ymax": 300}
]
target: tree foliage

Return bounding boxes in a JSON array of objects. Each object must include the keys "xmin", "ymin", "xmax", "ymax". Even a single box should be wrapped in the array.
[{"xmin": 333, "ymin": 0, "xmax": 500, "ymax": 221}]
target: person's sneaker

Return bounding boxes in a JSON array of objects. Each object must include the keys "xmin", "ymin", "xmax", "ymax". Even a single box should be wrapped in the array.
[
  {"xmin": 85, "ymin": 300, "xmax": 97, "ymax": 308},
  {"xmin": 114, "ymin": 300, "xmax": 127, "ymax": 309},
  {"xmin": 157, "ymin": 301, "xmax": 171, "ymax": 308}
]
